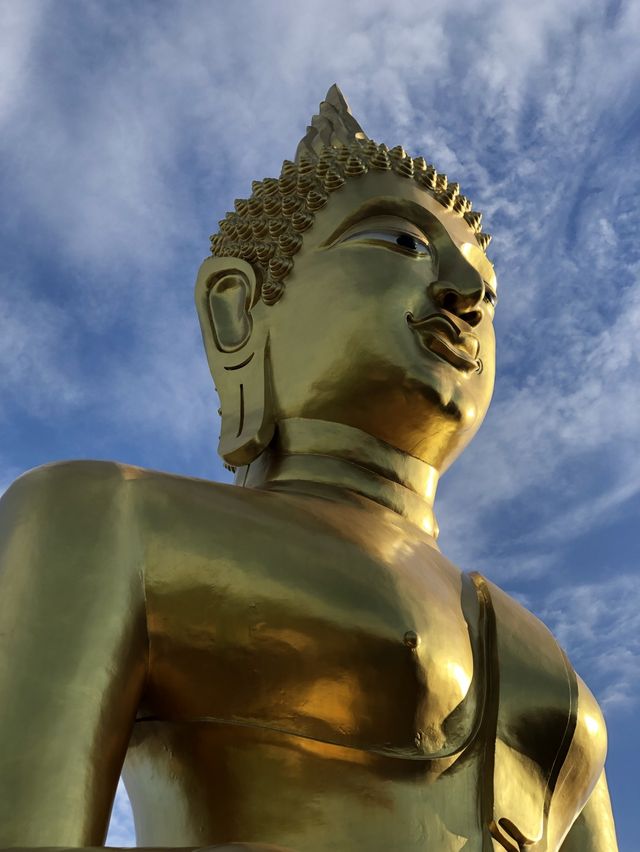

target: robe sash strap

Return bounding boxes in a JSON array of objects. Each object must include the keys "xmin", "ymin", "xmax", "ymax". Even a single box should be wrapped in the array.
[{"xmin": 470, "ymin": 573, "xmax": 578, "ymax": 851}]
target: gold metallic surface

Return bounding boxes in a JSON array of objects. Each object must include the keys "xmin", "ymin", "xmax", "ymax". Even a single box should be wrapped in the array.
[{"xmin": 0, "ymin": 86, "xmax": 617, "ymax": 851}]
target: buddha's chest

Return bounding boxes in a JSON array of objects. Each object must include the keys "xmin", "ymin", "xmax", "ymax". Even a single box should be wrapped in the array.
[{"xmin": 141, "ymin": 507, "xmax": 483, "ymax": 759}]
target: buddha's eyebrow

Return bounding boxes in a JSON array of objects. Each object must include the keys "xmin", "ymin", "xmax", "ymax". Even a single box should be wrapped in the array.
[{"xmin": 320, "ymin": 197, "xmax": 447, "ymax": 247}]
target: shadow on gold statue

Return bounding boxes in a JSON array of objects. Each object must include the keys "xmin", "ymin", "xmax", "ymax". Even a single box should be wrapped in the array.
[{"xmin": 0, "ymin": 85, "xmax": 617, "ymax": 851}]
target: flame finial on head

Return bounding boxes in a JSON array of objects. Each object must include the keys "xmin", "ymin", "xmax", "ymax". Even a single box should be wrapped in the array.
[{"xmin": 296, "ymin": 84, "xmax": 368, "ymax": 162}]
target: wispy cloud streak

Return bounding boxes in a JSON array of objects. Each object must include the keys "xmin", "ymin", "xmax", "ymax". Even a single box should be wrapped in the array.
[{"xmin": 1, "ymin": 0, "xmax": 638, "ymax": 844}]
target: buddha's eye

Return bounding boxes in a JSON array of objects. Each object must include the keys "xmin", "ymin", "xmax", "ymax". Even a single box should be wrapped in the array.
[
  {"xmin": 341, "ymin": 228, "xmax": 433, "ymax": 259},
  {"xmin": 483, "ymin": 285, "xmax": 497, "ymax": 308}
]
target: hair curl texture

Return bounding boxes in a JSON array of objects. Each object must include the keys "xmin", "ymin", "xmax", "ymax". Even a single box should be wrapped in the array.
[{"xmin": 210, "ymin": 135, "xmax": 491, "ymax": 307}]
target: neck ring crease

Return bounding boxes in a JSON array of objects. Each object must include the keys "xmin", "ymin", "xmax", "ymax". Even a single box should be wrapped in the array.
[{"xmin": 237, "ymin": 418, "xmax": 440, "ymax": 539}]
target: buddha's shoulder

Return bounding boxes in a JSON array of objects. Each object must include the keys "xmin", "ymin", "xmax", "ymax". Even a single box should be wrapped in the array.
[
  {"xmin": 6, "ymin": 459, "xmax": 193, "ymax": 499},
  {"xmin": 6, "ymin": 458, "xmax": 240, "ymax": 510},
  {"xmin": 4, "ymin": 459, "xmax": 323, "ymax": 539},
  {"xmin": 3, "ymin": 459, "xmax": 139, "ymax": 511}
]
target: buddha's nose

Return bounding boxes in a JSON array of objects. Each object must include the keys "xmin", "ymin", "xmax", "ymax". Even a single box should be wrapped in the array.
[{"xmin": 427, "ymin": 268, "xmax": 485, "ymax": 327}]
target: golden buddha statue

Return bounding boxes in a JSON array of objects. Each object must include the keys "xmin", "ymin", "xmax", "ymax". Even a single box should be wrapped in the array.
[{"xmin": 0, "ymin": 86, "xmax": 618, "ymax": 852}]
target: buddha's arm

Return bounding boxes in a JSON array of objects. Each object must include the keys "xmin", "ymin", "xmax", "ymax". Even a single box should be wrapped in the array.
[
  {"xmin": 559, "ymin": 772, "xmax": 618, "ymax": 851},
  {"xmin": 0, "ymin": 462, "xmax": 148, "ymax": 847}
]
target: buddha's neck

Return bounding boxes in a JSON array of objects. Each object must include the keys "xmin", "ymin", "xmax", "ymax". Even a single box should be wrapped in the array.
[{"xmin": 235, "ymin": 418, "xmax": 440, "ymax": 539}]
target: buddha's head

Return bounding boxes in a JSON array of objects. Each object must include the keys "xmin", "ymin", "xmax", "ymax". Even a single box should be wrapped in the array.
[{"xmin": 195, "ymin": 86, "xmax": 497, "ymax": 474}]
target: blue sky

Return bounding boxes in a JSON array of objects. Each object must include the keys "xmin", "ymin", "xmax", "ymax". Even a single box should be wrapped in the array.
[{"xmin": 1, "ymin": 1, "xmax": 638, "ymax": 848}]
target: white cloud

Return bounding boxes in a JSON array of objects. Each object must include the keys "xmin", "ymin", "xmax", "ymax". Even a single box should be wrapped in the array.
[
  {"xmin": 438, "ymin": 267, "xmax": 640, "ymax": 577},
  {"xmin": 0, "ymin": 285, "xmax": 84, "ymax": 419},
  {"xmin": 105, "ymin": 778, "xmax": 135, "ymax": 847},
  {"xmin": 0, "ymin": 3, "xmax": 638, "ymax": 840},
  {"xmin": 0, "ymin": 463, "xmax": 22, "ymax": 498},
  {"xmin": 1, "ymin": 0, "xmax": 635, "ymax": 277},
  {"xmin": 0, "ymin": 1, "xmax": 42, "ymax": 123},
  {"xmin": 538, "ymin": 574, "xmax": 640, "ymax": 713},
  {"xmin": 99, "ymin": 292, "xmax": 218, "ymax": 446}
]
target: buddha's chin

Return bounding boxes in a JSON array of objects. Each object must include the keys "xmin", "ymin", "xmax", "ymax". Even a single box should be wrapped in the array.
[
  {"xmin": 386, "ymin": 381, "xmax": 483, "ymax": 468},
  {"xmin": 340, "ymin": 388, "xmax": 481, "ymax": 470},
  {"xmin": 408, "ymin": 365, "xmax": 481, "ymax": 427}
]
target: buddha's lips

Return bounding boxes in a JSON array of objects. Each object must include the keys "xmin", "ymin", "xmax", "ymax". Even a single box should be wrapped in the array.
[{"xmin": 407, "ymin": 312, "xmax": 481, "ymax": 372}]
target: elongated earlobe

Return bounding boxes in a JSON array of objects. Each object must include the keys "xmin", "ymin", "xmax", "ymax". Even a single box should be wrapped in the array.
[
  {"xmin": 195, "ymin": 257, "xmax": 275, "ymax": 466},
  {"xmin": 216, "ymin": 324, "xmax": 274, "ymax": 466}
]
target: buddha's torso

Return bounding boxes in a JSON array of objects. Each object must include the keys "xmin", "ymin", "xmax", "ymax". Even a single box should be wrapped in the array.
[{"xmin": 119, "ymin": 470, "xmax": 604, "ymax": 852}]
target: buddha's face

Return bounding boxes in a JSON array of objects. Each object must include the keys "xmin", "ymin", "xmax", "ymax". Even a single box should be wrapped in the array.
[{"xmin": 264, "ymin": 170, "xmax": 497, "ymax": 471}]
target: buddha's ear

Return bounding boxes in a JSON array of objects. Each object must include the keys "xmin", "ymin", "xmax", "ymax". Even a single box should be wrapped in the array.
[
  {"xmin": 195, "ymin": 256, "xmax": 259, "ymax": 360},
  {"xmin": 195, "ymin": 256, "xmax": 275, "ymax": 467}
]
